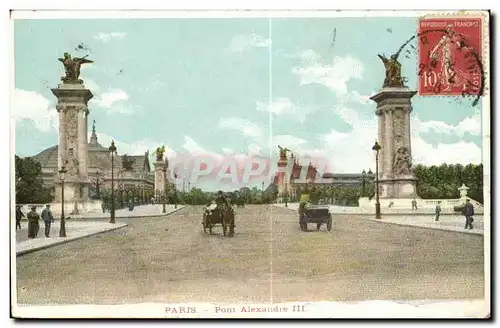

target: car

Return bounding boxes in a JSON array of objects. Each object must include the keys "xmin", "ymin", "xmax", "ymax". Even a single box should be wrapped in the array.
[{"xmin": 300, "ymin": 203, "xmax": 333, "ymax": 231}]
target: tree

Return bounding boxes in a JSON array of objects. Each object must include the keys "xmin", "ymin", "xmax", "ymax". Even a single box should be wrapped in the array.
[
  {"xmin": 413, "ymin": 163, "xmax": 483, "ymax": 203},
  {"xmin": 15, "ymin": 155, "xmax": 53, "ymax": 204}
]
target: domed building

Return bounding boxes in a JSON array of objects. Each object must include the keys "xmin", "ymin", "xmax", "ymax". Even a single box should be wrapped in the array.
[{"xmin": 32, "ymin": 121, "xmax": 155, "ymax": 199}]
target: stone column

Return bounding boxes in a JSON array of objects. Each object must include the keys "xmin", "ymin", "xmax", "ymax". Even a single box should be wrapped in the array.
[
  {"xmin": 56, "ymin": 105, "xmax": 67, "ymax": 169},
  {"xmin": 52, "ymin": 82, "xmax": 93, "ymax": 204},
  {"xmin": 154, "ymin": 159, "xmax": 166, "ymax": 197},
  {"xmin": 377, "ymin": 109, "xmax": 385, "ymax": 178},
  {"xmin": 384, "ymin": 110, "xmax": 394, "ymax": 180},
  {"xmin": 77, "ymin": 106, "xmax": 89, "ymax": 179},
  {"xmin": 405, "ymin": 106, "xmax": 412, "ymax": 156},
  {"xmin": 370, "ymin": 87, "xmax": 418, "ymax": 203}
]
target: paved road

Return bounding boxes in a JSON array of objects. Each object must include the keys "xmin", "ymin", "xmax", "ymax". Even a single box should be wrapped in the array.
[{"xmin": 16, "ymin": 205, "xmax": 484, "ymax": 305}]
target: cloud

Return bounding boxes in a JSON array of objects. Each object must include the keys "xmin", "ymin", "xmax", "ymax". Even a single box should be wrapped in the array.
[
  {"xmin": 222, "ymin": 147, "xmax": 235, "ymax": 155},
  {"xmin": 90, "ymin": 89, "xmax": 137, "ymax": 114},
  {"xmin": 96, "ymin": 89, "xmax": 129, "ymax": 108},
  {"xmin": 12, "ymin": 89, "xmax": 58, "ymax": 132},
  {"xmin": 292, "ymin": 51, "xmax": 364, "ymax": 96},
  {"xmin": 182, "ymin": 136, "xmax": 209, "ymax": 154},
  {"xmin": 219, "ymin": 117, "xmax": 264, "ymax": 138},
  {"xmin": 89, "ymin": 132, "xmax": 162, "ymax": 156},
  {"xmin": 314, "ymin": 106, "xmax": 482, "ymax": 173},
  {"xmin": 256, "ymin": 97, "xmax": 314, "ymax": 123},
  {"xmin": 93, "ymin": 32, "xmax": 127, "ymax": 43},
  {"xmin": 82, "ymin": 78, "xmax": 100, "ymax": 92},
  {"xmin": 415, "ymin": 113, "xmax": 481, "ymax": 137},
  {"xmin": 226, "ymin": 33, "xmax": 271, "ymax": 52}
]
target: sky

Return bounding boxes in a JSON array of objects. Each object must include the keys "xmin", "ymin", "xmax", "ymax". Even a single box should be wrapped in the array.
[{"xmin": 13, "ymin": 16, "xmax": 483, "ymax": 190}]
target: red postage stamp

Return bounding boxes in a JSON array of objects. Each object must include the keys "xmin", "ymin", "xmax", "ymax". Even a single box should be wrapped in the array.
[{"xmin": 418, "ymin": 17, "xmax": 483, "ymax": 96}]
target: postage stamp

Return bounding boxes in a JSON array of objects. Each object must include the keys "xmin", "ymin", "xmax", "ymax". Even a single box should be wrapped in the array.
[
  {"xmin": 418, "ymin": 16, "xmax": 484, "ymax": 97},
  {"xmin": 10, "ymin": 10, "xmax": 490, "ymax": 319}
]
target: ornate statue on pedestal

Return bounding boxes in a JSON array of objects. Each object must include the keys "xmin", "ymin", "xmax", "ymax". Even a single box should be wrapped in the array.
[
  {"xmin": 278, "ymin": 145, "xmax": 291, "ymax": 161},
  {"xmin": 58, "ymin": 52, "xmax": 93, "ymax": 84},
  {"xmin": 154, "ymin": 146, "xmax": 166, "ymax": 161},
  {"xmin": 377, "ymin": 53, "xmax": 404, "ymax": 87}
]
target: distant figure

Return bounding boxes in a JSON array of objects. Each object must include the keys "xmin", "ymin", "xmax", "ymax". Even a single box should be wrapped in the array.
[
  {"xmin": 435, "ymin": 201, "xmax": 442, "ymax": 221},
  {"xmin": 411, "ymin": 199, "xmax": 418, "ymax": 210},
  {"xmin": 298, "ymin": 201, "xmax": 308, "ymax": 231},
  {"xmin": 15, "ymin": 205, "xmax": 24, "ymax": 230},
  {"xmin": 27, "ymin": 206, "xmax": 40, "ymax": 238},
  {"xmin": 216, "ymin": 190, "xmax": 230, "ymax": 208},
  {"xmin": 462, "ymin": 199, "xmax": 475, "ymax": 230},
  {"xmin": 388, "ymin": 201, "xmax": 394, "ymax": 208},
  {"xmin": 41, "ymin": 204, "xmax": 54, "ymax": 237},
  {"xmin": 101, "ymin": 202, "xmax": 106, "ymax": 213}
]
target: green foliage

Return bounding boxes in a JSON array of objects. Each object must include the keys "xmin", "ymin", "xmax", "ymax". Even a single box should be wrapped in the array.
[
  {"xmin": 15, "ymin": 155, "xmax": 54, "ymax": 204},
  {"xmin": 285, "ymin": 163, "xmax": 483, "ymax": 206},
  {"xmin": 414, "ymin": 163, "xmax": 483, "ymax": 203}
]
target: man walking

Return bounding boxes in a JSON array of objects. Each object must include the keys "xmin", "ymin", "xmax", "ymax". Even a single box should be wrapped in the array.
[
  {"xmin": 27, "ymin": 206, "xmax": 40, "ymax": 238},
  {"xmin": 15, "ymin": 205, "xmax": 24, "ymax": 230},
  {"xmin": 41, "ymin": 204, "xmax": 54, "ymax": 237},
  {"xmin": 462, "ymin": 199, "xmax": 475, "ymax": 230},
  {"xmin": 435, "ymin": 201, "xmax": 442, "ymax": 221},
  {"xmin": 411, "ymin": 199, "xmax": 418, "ymax": 210}
]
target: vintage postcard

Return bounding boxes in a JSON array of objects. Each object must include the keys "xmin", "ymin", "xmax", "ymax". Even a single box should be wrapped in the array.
[{"xmin": 10, "ymin": 10, "xmax": 490, "ymax": 319}]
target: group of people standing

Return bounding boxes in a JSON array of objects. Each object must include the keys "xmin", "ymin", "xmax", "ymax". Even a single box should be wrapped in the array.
[{"xmin": 15, "ymin": 204, "xmax": 55, "ymax": 238}]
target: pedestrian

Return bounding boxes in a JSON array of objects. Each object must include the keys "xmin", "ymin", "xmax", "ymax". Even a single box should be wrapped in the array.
[
  {"xmin": 411, "ymin": 198, "xmax": 418, "ymax": 210},
  {"xmin": 41, "ymin": 204, "xmax": 54, "ymax": 237},
  {"xmin": 15, "ymin": 205, "xmax": 25, "ymax": 230},
  {"xmin": 462, "ymin": 199, "xmax": 475, "ymax": 230},
  {"xmin": 27, "ymin": 206, "xmax": 40, "ymax": 238},
  {"xmin": 435, "ymin": 201, "xmax": 441, "ymax": 221}
]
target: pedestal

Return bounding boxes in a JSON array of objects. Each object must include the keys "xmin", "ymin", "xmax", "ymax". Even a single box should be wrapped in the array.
[
  {"xmin": 154, "ymin": 159, "xmax": 167, "ymax": 196},
  {"xmin": 51, "ymin": 81, "xmax": 93, "ymax": 210},
  {"xmin": 371, "ymin": 87, "xmax": 419, "ymax": 201}
]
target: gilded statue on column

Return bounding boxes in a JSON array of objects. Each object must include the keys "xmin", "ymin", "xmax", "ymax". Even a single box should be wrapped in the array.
[
  {"xmin": 377, "ymin": 53, "xmax": 404, "ymax": 88},
  {"xmin": 58, "ymin": 52, "xmax": 93, "ymax": 84}
]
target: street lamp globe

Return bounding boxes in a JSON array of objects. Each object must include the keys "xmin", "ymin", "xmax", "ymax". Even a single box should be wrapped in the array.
[
  {"xmin": 109, "ymin": 140, "xmax": 117, "ymax": 154},
  {"xmin": 59, "ymin": 165, "xmax": 67, "ymax": 180}
]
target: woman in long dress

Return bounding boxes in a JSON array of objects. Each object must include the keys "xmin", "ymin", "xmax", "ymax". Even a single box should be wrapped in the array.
[{"xmin": 27, "ymin": 206, "xmax": 40, "ymax": 238}]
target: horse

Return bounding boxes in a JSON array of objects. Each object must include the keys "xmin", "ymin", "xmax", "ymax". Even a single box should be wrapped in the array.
[{"xmin": 202, "ymin": 203, "xmax": 235, "ymax": 237}]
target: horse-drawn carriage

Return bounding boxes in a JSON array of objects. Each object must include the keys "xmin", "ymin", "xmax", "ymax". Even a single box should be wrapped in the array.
[
  {"xmin": 300, "ymin": 203, "xmax": 333, "ymax": 231},
  {"xmin": 298, "ymin": 193, "xmax": 332, "ymax": 232},
  {"xmin": 202, "ymin": 203, "xmax": 235, "ymax": 237}
]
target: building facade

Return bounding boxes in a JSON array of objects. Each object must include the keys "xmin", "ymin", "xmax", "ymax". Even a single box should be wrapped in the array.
[
  {"xmin": 273, "ymin": 153, "xmax": 375, "ymax": 202},
  {"xmin": 31, "ymin": 121, "xmax": 155, "ymax": 199}
]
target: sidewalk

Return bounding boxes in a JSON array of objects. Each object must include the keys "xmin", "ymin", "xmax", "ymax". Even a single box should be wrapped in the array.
[
  {"xmin": 273, "ymin": 203, "xmax": 484, "ymax": 236},
  {"xmin": 15, "ymin": 221, "xmax": 128, "ymax": 256},
  {"xmin": 49, "ymin": 204, "xmax": 185, "ymax": 220},
  {"xmin": 273, "ymin": 203, "xmax": 482, "ymax": 215}
]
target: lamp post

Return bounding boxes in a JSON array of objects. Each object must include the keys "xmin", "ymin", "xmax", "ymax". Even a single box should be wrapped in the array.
[
  {"xmin": 162, "ymin": 166, "xmax": 167, "ymax": 213},
  {"xmin": 58, "ymin": 165, "xmax": 68, "ymax": 237},
  {"xmin": 361, "ymin": 169, "xmax": 366, "ymax": 197},
  {"xmin": 96, "ymin": 170, "xmax": 101, "ymax": 199},
  {"xmin": 284, "ymin": 184, "xmax": 288, "ymax": 208},
  {"xmin": 173, "ymin": 172, "xmax": 178, "ymax": 209},
  {"xmin": 109, "ymin": 140, "xmax": 117, "ymax": 224},
  {"xmin": 372, "ymin": 140, "xmax": 382, "ymax": 219}
]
